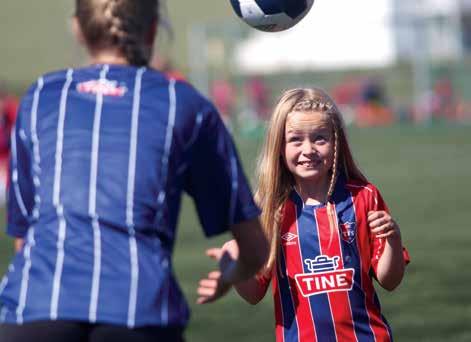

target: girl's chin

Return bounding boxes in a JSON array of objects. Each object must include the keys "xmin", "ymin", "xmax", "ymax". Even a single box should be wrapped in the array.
[
  {"xmin": 295, "ymin": 167, "xmax": 325, "ymax": 177},
  {"xmin": 294, "ymin": 172, "xmax": 328, "ymax": 183}
]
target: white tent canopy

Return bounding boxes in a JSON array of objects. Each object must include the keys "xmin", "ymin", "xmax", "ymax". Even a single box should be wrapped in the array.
[{"xmin": 234, "ymin": 0, "xmax": 396, "ymax": 73}]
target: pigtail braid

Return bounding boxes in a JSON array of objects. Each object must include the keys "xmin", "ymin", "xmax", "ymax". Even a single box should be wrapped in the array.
[
  {"xmin": 106, "ymin": 0, "xmax": 148, "ymax": 65},
  {"xmin": 76, "ymin": 0, "xmax": 158, "ymax": 66},
  {"xmin": 326, "ymin": 120, "xmax": 339, "ymax": 247}
]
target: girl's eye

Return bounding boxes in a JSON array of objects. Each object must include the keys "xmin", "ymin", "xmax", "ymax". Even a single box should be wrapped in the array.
[
  {"xmin": 314, "ymin": 135, "xmax": 327, "ymax": 142},
  {"xmin": 288, "ymin": 136, "xmax": 302, "ymax": 143}
]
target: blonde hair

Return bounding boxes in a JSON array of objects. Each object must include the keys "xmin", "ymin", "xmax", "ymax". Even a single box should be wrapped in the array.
[
  {"xmin": 75, "ymin": 0, "xmax": 159, "ymax": 66},
  {"xmin": 255, "ymin": 88, "xmax": 366, "ymax": 275}
]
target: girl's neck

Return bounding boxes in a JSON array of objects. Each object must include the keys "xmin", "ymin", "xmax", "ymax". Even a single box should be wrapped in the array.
[
  {"xmin": 89, "ymin": 50, "xmax": 129, "ymax": 66},
  {"xmin": 294, "ymin": 176, "xmax": 330, "ymax": 206}
]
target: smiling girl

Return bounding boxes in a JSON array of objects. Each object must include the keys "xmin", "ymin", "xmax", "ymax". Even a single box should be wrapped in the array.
[{"xmin": 203, "ymin": 88, "xmax": 410, "ymax": 342}]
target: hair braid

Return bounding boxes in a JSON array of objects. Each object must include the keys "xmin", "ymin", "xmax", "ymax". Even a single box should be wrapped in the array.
[
  {"xmin": 108, "ymin": 0, "xmax": 148, "ymax": 65},
  {"xmin": 76, "ymin": 0, "xmax": 158, "ymax": 66},
  {"xmin": 326, "ymin": 120, "xmax": 339, "ymax": 247}
]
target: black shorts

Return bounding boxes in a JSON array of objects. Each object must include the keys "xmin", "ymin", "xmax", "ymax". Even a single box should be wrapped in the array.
[{"xmin": 0, "ymin": 320, "xmax": 185, "ymax": 342}]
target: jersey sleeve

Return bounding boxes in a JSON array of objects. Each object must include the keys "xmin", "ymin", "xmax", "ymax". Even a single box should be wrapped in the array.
[
  {"xmin": 369, "ymin": 186, "xmax": 410, "ymax": 276},
  {"xmin": 255, "ymin": 269, "xmax": 272, "ymax": 291},
  {"xmin": 7, "ymin": 95, "xmax": 35, "ymax": 238},
  {"xmin": 184, "ymin": 101, "xmax": 260, "ymax": 237}
]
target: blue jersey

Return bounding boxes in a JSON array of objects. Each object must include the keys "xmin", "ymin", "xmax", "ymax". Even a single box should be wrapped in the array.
[{"xmin": 0, "ymin": 65, "xmax": 260, "ymax": 328}]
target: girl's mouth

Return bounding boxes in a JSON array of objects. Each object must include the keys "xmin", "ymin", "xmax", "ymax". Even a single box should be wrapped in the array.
[{"xmin": 298, "ymin": 160, "xmax": 320, "ymax": 167}]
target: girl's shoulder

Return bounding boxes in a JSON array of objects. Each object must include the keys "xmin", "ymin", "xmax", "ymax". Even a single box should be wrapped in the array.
[
  {"xmin": 22, "ymin": 68, "xmax": 70, "ymax": 96},
  {"xmin": 344, "ymin": 179, "xmax": 388, "ymax": 211},
  {"xmin": 344, "ymin": 179, "xmax": 379, "ymax": 195}
]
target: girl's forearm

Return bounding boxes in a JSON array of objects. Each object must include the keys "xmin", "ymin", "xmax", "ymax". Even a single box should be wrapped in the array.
[
  {"xmin": 230, "ymin": 218, "xmax": 269, "ymax": 283},
  {"xmin": 376, "ymin": 234, "xmax": 405, "ymax": 291},
  {"xmin": 234, "ymin": 276, "xmax": 269, "ymax": 305}
]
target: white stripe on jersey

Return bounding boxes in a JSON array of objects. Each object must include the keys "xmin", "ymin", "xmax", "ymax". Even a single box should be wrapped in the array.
[
  {"xmin": 229, "ymin": 153, "xmax": 238, "ymax": 225},
  {"xmin": 88, "ymin": 65, "xmax": 109, "ymax": 323},
  {"xmin": 0, "ymin": 265, "xmax": 13, "ymax": 297},
  {"xmin": 160, "ymin": 258, "xmax": 169, "ymax": 325},
  {"xmin": 15, "ymin": 77, "xmax": 43, "ymax": 324},
  {"xmin": 176, "ymin": 111, "xmax": 204, "ymax": 176},
  {"xmin": 183, "ymin": 111, "xmax": 203, "ymax": 150},
  {"xmin": 31, "ymin": 77, "xmax": 44, "ymax": 220},
  {"xmin": 126, "ymin": 67, "xmax": 145, "ymax": 227},
  {"xmin": 50, "ymin": 69, "xmax": 74, "ymax": 320},
  {"xmin": 0, "ymin": 306, "xmax": 7, "ymax": 323},
  {"xmin": 156, "ymin": 79, "xmax": 177, "ymax": 221},
  {"xmin": 126, "ymin": 67, "xmax": 145, "ymax": 328},
  {"xmin": 52, "ymin": 69, "xmax": 73, "ymax": 206},
  {"xmin": 89, "ymin": 218, "xmax": 101, "ymax": 323},
  {"xmin": 50, "ymin": 210, "xmax": 66, "ymax": 320},
  {"xmin": 158, "ymin": 79, "xmax": 177, "ymax": 324},
  {"xmin": 10, "ymin": 127, "xmax": 28, "ymax": 217},
  {"xmin": 88, "ymin": 65, "xmax": 109, "ymax": 216},
  {"xmin": 16, "ymin": 228, "xmax": 35, "ymax": 324},
  {"xmin": 0, "ymin": 277, "xmax": 7, "ymax": 296}
]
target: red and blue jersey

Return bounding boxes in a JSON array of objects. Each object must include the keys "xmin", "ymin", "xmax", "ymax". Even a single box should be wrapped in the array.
[
  {"xmin": 263, "ymin": 176, "xmax": 409, "ymax": 342},
  {"xmin": 0, "ymin": 64, "xmax": 260, "ymax": 328}
]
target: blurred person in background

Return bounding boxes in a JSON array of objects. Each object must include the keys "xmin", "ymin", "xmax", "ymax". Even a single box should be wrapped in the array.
[
  {"xmin": 431, "ymin": 77, "xmax": 457, "ymax": 122},
  {"xmin": 238, "ymin": 75, "xmax": 270, "ymax": 138},
  {"xmin": 208, "ymin": 88, "xmax": 409, "ymax": 342},
  {"xmin": 356, "ymin": 79, "xmax": 395, "ymax": 127},
  {"xmin": 210, "ymin": 76, "xmax": 236, "ymax": 129},
  {"xmin": 245, "ymin": 75, "xmax": 270, "ymax": 121},
  {"xmin": 0, "ymin": 0, "xmax": 268, "ymax": 341},
  {"xmin": 0, "ymin": 82, "xmax": 19, "ymax": 206},
  {"xmin": 331, "ymin": 76, "xmax": 362, "ymax": 126}
]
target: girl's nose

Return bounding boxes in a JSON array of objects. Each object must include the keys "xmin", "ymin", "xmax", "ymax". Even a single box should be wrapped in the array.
[{"xmin": 301, "ymin": 140, "xmax": 316, "ymax": 154}]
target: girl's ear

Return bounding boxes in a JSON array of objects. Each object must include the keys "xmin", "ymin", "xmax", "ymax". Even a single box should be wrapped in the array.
[{"xmin": 71, "ymin": 16, "xmax": 86, "ymax": 47}]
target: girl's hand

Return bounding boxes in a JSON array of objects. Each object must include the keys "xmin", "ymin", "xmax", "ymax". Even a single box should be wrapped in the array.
[
  {"xmin": 196, "ymin": 240, "xmax": 239, "ymax": 304},
  {"xmin": 368, "ymin": 211, "xmax": 400, "ymax": 239},
  {"xmin": 196, "ymin": 267, "xmax": 230, "ymax": 305}
]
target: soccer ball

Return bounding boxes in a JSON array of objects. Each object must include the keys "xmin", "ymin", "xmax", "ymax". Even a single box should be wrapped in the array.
[{"xmin": 229, "ymin": 0, "xmax": 315, "ymax": 32}]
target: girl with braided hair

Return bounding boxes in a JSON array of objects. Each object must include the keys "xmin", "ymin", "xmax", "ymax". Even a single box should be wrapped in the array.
[
  {"xmin": 209, "ymin": 88, "xmax": 410, "ymax": 342},
  {"xmin": 0, "ymin": 0, "xmax": 268, "ymax": 341}
]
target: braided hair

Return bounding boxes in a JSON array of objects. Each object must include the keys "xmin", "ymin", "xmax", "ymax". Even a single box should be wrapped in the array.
[{"xmin": 75, "ymin": 0, "xmax": 159, "ymax": 66}]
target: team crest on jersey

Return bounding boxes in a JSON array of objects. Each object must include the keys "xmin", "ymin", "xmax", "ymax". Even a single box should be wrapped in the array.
[
  {"xmin": 77, "ymin": 79, "xmax": 127, "ymax": 97},
  {"xmin": 340, "ymin": 221, "xmax": 356, "ymax": 243},
  {"xmin": 281, "ymin": 232, "xmax": 298, "ymax": 245},
  {"xmin": 294, "ymin": 255, "xmax": 354, "ymax": 297}
]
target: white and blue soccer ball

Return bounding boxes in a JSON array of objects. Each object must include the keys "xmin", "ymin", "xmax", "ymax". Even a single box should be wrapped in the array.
[{"xmin": 230, "ymin": 0, "xmax": 315, "ymax": 32}]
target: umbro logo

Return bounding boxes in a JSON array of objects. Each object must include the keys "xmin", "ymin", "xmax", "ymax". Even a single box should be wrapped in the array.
[{"xmin": 281, "ymin": 232, "xmax": 298, "ymax": 245}]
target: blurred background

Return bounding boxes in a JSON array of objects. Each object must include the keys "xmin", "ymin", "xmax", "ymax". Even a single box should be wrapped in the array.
[{"xmin": 0, "ymin": 0, "xmax": 470, "ymax": 341}]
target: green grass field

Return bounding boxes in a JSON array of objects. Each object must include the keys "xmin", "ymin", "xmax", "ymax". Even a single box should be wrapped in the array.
[{"xmin": 1, "ymin": 124, "xmax": 469, "ymax": 341}]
